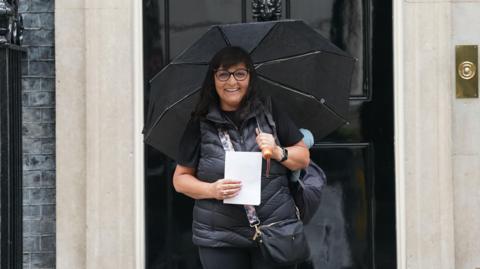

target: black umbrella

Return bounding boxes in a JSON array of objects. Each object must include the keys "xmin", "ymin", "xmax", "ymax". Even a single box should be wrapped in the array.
[{"xmin": 144, "ymin": 20, "xmax": 355, "ymax": 160}]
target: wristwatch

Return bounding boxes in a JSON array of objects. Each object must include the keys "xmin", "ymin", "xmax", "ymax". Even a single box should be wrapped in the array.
[{"xmin": 279, "ymin": 147, "xmax": 288, "ymax": 162}]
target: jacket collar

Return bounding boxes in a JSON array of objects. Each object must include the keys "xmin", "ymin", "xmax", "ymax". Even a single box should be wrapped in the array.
[{"xmin": 204, "ymin": 103, "xmax": 260, "ymax": 128}]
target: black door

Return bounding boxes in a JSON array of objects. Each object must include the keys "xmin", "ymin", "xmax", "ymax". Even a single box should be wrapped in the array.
[{"xmin": 143, "ymin": 1, "xmax": 395, "ymax": 268}]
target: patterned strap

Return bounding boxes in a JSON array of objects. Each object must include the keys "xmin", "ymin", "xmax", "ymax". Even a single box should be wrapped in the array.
[
  {"xmin": 217, "ymin": 128, "xmax": 261, "ymax": 227},
  {"xmin": 218, "ymin": 129, "xmax": 235, "ymax": 151}
]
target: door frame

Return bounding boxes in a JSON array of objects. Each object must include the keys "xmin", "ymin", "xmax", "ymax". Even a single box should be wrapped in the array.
[{"xmin": 134, "ymin": 0, "xmax": 146, "ymax": 267}]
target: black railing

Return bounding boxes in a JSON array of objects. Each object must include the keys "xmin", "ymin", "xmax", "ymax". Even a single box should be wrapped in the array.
[
  {"xmin": 0, "ymin": 0, "xmax": 24, "ymax": 267},
  {"xmin": 0, "ymin": 44, "xmax": 24, "ymax": 269}
]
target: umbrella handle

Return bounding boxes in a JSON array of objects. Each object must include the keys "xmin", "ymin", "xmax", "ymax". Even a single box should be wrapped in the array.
[
  {"xmin": 262, "ymin": 148, "xmax": 272, "ymax": 159},
  {"xmin": 256, "ymin": 121, "xmax": 273, "ymax": 159},
  {"xmin": 256, "ymin": 122, "xmax": 272, "ymax": 177}
]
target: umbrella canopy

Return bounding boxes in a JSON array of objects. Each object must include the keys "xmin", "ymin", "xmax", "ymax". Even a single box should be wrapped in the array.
[{"xmin": 144, "ymin": 20, "xmax": 355, "ymax": 160}]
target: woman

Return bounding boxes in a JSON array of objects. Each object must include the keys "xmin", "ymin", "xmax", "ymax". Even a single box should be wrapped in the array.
[{"xmin": 173, "ymin": 46, "xmax": 310, "ymax": 269}]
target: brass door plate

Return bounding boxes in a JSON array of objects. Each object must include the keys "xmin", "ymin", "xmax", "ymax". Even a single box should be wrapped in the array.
[{"xmin": 456, "ymin": 45, "xmax": 478, "ymax": 98}]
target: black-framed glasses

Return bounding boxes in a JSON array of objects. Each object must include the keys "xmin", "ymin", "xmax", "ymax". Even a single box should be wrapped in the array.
[{"xmin": 214, "ymin": 68, "xmax": 249, "ymax": 81}]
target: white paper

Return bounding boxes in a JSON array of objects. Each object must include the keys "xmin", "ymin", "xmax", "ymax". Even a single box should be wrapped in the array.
[{"xmin": 223, "ymin": 151, "xmax": 262, "ymax": 206}]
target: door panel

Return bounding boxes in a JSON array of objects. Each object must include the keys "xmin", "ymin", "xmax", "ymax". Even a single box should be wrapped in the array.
[
  {"xmin": 306, "ymin": 145, "xmax": 374, "ymax": 268},
  {"xmin": 290, "ymin": 0, "xmax": 368, "ymax": 98},
  {"xmin": 143, "ymin": 1, "xmax": 394, "ymax": 268},
  {"xmin": 169, "ymin": 1, "xmax": 242, "ymax": 59}
]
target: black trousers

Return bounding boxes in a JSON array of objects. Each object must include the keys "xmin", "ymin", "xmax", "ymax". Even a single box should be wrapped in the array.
[{"xmin": 198, "ymin": 246, "xmax": 297, "ymax": 269}]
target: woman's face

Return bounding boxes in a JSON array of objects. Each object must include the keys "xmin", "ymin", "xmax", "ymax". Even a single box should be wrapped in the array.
[{"xmin": 214, "ymin": 62, "xmax": 250, "ymax": 111}]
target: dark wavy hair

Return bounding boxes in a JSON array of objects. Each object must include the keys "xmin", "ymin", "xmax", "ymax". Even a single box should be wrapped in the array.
[{"xmin": 192, "ymin": 46, "xmax": 259, "ymax": 120}]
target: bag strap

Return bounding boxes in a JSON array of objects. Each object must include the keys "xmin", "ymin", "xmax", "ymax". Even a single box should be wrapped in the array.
[
  {"xmin": 256, "ymin": 99, "xmax": 303, "ymax": 220},
  {"xmin": 217, "ymin": 128, "xmax": 261, "ymax": 228},
  {"xmin": 217, "ymin": 129, "xmax": 235, "ymax": 152}
]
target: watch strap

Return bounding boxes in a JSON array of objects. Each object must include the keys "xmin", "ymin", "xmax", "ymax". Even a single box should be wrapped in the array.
[{"xmin": 279, "ymin": 147, "xmax": 288, "ymax": 162}]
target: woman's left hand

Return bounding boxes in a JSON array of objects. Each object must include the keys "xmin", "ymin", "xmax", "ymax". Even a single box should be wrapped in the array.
[
  {"xmin": 255, "ymin": 128, "xmax": 278, "ymax": 159},
  {"xmin": 255, "ymin": 129, "xmax": 310, "ymax": 169}
]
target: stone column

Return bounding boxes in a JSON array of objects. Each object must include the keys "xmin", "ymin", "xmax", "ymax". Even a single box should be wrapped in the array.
[
  {"xmin": 56, "ymin": 0, "xmax": 144, "ymax": 267},
  {"xmin": 56, "ymin": 0, "xmax": 87, "ymax": 267},
  {"xmin": 394, "ymin": 1, "xmax": 455, "ymax": 269}
]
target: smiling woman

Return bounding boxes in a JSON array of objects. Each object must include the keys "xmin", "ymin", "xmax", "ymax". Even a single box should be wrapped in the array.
[
  {"xmin": 144, "ymin": 2, "xmax": 396, "ymax": 269},
  {"xmin": 172, "ymin": 46, "xmax": 309, "ymax": 269}
]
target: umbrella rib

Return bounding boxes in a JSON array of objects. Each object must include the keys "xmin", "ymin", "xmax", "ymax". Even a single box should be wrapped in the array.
[
  {"xmin": 254, "ymin": 50, "xmax": 355, "ymax": 67},
  {"xmin": 257, "ymin": 75, "xmax": 316, "ymax": 99},
  {"xmin": 218, "ymin": 26, "xmax": 232, "ymax": 46},
  {"xmin": 318, "ymin": 100, "xmax": 349, "ymax": 125},
  {"xmin": 248, "ymin": 23, "xmax": 280, "ymax": 56},
  {"xmin": 167, "ymin": 61, "xmax": 210, "ymax": 66},
  {"xmin": 255, "ymin": 51, "xmax": 321, "ymax": 67},
  {"xmin": 148, "ymin": 62, "xmax": 209, "ymax": 84},
  {"xmin": 144, "ymin": 88, "xmax": 201, "ymax": 139},
  {"xmin": 257, "ymin": 75, "xmax": 349, "ymax": 124},
  {"xmin": 171, "ymin": 62, "xmax": 210, "ymax": 66}
]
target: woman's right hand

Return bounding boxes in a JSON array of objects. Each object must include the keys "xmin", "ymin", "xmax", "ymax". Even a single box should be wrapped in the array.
[{"xmin": 210, "ymin": 179, "xmax": 242, "ymax": 200}]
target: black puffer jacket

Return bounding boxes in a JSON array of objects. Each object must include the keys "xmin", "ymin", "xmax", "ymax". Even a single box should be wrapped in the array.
[{"xmin": 192, "ymin": 103, "xmax": 298, "ymax": 247}]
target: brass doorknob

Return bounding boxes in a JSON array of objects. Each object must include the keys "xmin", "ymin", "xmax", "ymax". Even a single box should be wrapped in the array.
[{"xmin": 458, "ymin": 61, "xmax": 476, "ymax": 80}]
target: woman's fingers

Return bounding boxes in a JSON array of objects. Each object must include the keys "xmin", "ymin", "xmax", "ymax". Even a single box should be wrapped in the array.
[
  {"xmin": 221, "ymin": 179, "xmax": 241, "ymax": 189},
  {"xmin": 221, "ymin": 187, "xmax": 241, "ymax": 197},
  {"xmin": 256, "ymin": 135, "xmax": 276, "ymax": 160},
  {"xmin": 223, "ymin": 183, "xmax": 242, "ymax": 190},
  {"xmin": 213, "ymin": 179, "xmax": 242, "ymax": 200},
  {"xmin": 256, "ymin": 132, "xmax": 276, "ymax": 149},
  {"xmin": 222, "ymin": 179, "xmax": 241, "ymax": 184}
]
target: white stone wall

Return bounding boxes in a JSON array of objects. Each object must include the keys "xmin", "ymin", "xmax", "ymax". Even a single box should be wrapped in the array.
[
  {"xmin": 396, "ymin": 1, "xmax": 480, "ymax": 269},
  {"xmin": 55, "ymin": 0, "xmax": 144, "ymax": 268},
  {"xmin": 452, "ymin": 4, "xmax": 480, "ymax": 269},
  {"xmin": 55, "ymin": 0, "xmax": 86, "ymax": 268},
  {"xmin": 394, "ymin": 1, "xmax": 455, "ymax": 269}
]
